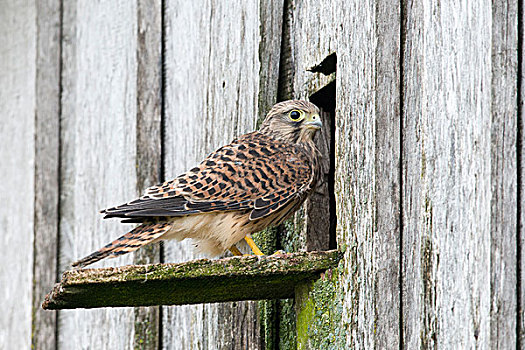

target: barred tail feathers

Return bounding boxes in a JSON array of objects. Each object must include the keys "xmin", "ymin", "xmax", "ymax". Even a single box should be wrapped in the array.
[{"xmin": 71, "ymin": 222, "xmax": 171, "ymax": 268}]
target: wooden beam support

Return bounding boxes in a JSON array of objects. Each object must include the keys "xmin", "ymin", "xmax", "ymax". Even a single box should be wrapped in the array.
[{"xmin": 43, "ymin": 251, "xmax": 341, "ymax": 310}]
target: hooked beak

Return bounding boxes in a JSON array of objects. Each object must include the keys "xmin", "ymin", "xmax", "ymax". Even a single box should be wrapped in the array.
[{"xmin": 304, "ymin": 114, "xmax": 322, "ymax": 130}]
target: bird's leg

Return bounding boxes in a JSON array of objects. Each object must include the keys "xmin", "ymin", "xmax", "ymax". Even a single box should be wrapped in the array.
[
  {"xmin": 229, "ymin": 245, "xmax": 243, "ymax": 256},
  {"xmin": 244, "ymin": 234, "xmax": 264, "ymax": 256}
]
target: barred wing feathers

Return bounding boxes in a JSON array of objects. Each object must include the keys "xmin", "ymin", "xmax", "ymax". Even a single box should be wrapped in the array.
[{"xmin": 102, "ymin": 132, "xmax": 316, "ymax": 221}]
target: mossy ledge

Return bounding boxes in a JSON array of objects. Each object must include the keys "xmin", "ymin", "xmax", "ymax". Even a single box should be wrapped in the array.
[{"xmin": 42, "ymin": 250, "xmax": 341, "ymax": 310}]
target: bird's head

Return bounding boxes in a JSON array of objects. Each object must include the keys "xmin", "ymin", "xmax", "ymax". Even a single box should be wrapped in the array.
[{"xmin": 259, "ymin": 100, "xmax": 322, "ymax": 144}]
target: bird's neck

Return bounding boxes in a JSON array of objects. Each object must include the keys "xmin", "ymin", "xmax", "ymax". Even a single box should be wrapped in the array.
[
  {"xmin": 299, "ymin": 139, "xmax": 323, "ymax": 191},
  {"xmin": 258, "ymin": 124, "xmax": 319, "ymax": 146},
  {"xmin": 297, "ymin": 128, "xmax": 319, "ymax": 144}
]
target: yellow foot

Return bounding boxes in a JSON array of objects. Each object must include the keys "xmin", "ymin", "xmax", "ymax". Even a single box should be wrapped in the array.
[
  {"xmin": 228, "ymin": 245, "xmax": 243, "ymax": 256},
  {"xmin": 271, "ymin": 250, "xmax": 286, "ymax": 255},
  {"xmin": 244, "ymin": 234, "xmax": 264, "ymax": 256}
]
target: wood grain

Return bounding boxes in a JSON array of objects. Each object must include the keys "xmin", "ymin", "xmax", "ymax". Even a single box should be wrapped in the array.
[
  {"xmin": 278, "ymin": 1, "xmax": 401, "ymax": 348},
  {"xmin": 402, "ymin": 0, "xmax": 517, "ymax": 348},
  {"xmin": 43, "ymin": 251, "xmax": 341, "ymax": 309},
  {"xmin": 0, "ymin": 1, "xmax": 36, "ymax": 348},
  {"xmin": 32, "ymin": 0, "xmax": 61, "ymax": 349},
  {"xmin": 276, "ymin": 2, "xmax": 344, "ymax": 347},
  {"xmin": 58, "ymin": 1, "xmax": 138, "ymax": 348},
  {"xmin": 517, "ymin": 2, "xmax": 525, "ymax": 347},
  {"xmin": 371, "ymin": 0, "xmax": 401, "ymax": 347},
  {"xmin": 2, "ymin": 1, "xmax": 521, "ymax": 348},
  {"xmin": 133, "ymin": 0, "xmax": 163, "ymax": 348},
  {"xmin": 258, "ymin": 0, "xmax": 285, "ymax": 116},
  {"xmin": 334, "ymin": 1, "xmax": 401, "ymax": 347},
  {"xmin": 162, "ymin": 1, "xmax": 282, "ymax": 349},
  {"xmin": 490, "ymin": 0, "xmax": 518, "ymax": 347}
]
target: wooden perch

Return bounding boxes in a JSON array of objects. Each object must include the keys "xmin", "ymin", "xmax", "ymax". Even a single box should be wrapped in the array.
[{"xmin": 42, "ymin": 250, "xmax": 341, "ymax": 310}]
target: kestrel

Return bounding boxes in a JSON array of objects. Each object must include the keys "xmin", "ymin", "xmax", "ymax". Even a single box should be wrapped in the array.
[{"xmin": 72, "ymin": 100, "xmax": 323, "ymax": 268}]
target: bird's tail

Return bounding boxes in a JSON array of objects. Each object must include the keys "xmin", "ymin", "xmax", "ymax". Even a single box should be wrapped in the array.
[{"xmin": 71, "ymin": 222, "xmax": 172, "ymax": 268}]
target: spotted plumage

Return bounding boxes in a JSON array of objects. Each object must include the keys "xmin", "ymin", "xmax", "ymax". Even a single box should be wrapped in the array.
[{"xmin": 72, "ymin": 100, "xmax": 322, "ymax": 268}]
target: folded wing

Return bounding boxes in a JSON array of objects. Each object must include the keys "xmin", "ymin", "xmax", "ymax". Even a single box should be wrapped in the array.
[{"xmin": 102, "ymin": 132, "xmax": 316, "ymax": 222}]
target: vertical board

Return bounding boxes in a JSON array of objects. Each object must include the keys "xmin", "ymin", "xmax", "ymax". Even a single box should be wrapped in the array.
[
  {"xmin": 58, "ymin": 1, "xmax": 138, "ymax": 348},
  {"xmin": 0, "ymin": 1, "xmax": 36, "ymax": 347},
  {"xmin": 371, "ymin": 1, "xmax": 402, "ymax": 346},
  {"xmin": 277, "ymin": 0, "xmax": 338, "ymax": 256},
  {"xmin": 335, "ymin": 0, "xmax": 401, "ymax": 348},
  {"xmin": 402, "ymin": 0, "xmax": 517, "ymax": 348},
  {"xmin": 163, "ymin": 1, "xmax": 282, "ymax": 348},
  {"xmin": 134, "ymin": 0, "xmax": 163, "ymax": 348},
  {"xmin": 32, "ymin": 0, "xmax": 61, "ymax": 349},
  {"xmin": 281, "ymin": 0, "xmax": 401, "ymax": 348},
  {"xmin": 490, "ymin": 1, "xmax": 518, "ymax": 346},
  {"xmin": 517, "ymin": 1, "xmax": 525, "ymax": 347}
]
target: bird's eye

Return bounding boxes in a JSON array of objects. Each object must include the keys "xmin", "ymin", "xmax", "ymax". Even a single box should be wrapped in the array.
[{"xmin": 289, "ymin": 110, "xmax": 303, "ymax": 121}]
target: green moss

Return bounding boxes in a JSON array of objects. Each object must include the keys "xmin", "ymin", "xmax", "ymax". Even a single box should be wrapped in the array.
[
  {"xmin": 258, "ymin": 299, "xmax": 278, "ymax": 350},
  {"xmin": 281, "ymin": 209, "xmax": 306, "ymax": 252},
  {"xmin": 296, "ymin": 283, "xmax": 315, "ymax": 350},
  {"xmin": 134, "ymin": 307, "xmax": 159, "ymax": 350},
  {"xmin": 256, "ymin": 217, "xmax": 298, "ymax": 349},
  {"xmin": 254, "ymin": 226, "xmax": 278, "ymax": 255},
  {"xmin": 45, "ymin": 251, "xmax": 340, "ymax": 310},
  {"xmin": 295, "ymin": 268, "xmax": 345, "ymax": 350},
  {"xmin": 278, "ymin": 299, "xmax": 297, "ymax": 350},
  {"xmin": 254, "ymin": 226, "xmax": 280, "ymax": 350},
  {"xmin": 275, "ymin": 210, "xmax": 308, "ymax": 349}
]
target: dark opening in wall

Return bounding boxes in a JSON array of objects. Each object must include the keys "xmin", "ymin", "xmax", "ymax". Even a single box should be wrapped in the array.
[
  {"xmin": 308, "ymin": 52, "xmax": 337, "ymax": 76},
  {"xmin": 307, "ymin": 53, "xmax": 337, "ymax": 250}
]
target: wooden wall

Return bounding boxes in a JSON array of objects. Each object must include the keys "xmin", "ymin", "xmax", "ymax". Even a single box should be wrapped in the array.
[
  {"xmin": 161, "ymin": 1, "xmax": 282, "ymax": 348},
  {"xmin": 0, "ymin": 0, "xmax": 522, "ymax": 349},
  {"xmin": 285, "ymin": 0, "xmax": 520, "ymax": 349},
  {"xmin": 0, "ymin": 1, "xmax": 37, "ymax": 348}
]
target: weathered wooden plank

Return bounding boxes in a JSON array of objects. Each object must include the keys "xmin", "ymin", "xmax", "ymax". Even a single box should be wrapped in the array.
[
  {"xmin": 277, "ymin": 1, "xmax": 401, "ymax": 348},
  {"xmin": 258, "ymin": 0, "xmax": 285, "ymax": 116},
  {"xmin": 275, "ymin": 4, "xmax": 339, "ymax": 346},
  {"xmin": 134, "ymin": 0, "xmax": 163, "ymax": 348},
  {"xmin": 333, "ymin": 0, "xmax": 401, "ymax": 347},
  {"xmin": 0, "ymin": 1, "xmax": 36, "ymax": 347},
  {"xmin": 58, "ymin": 1, "xmax": 138, "ymax": 348},
  {"xmin": 517, "ymin": 2, "xmax": 525, "ymax": 342},
  {"xmin": 43, "ymin": 251, "xmax": 341, "ymax": 309},
  {"xmin": 402, "ymin": 1, "xmax": 484, "ymax": 347},
  {"xmin": 163, "ymin": 1, "xmax": 282, "ymax": 349},
  {"xmin": 32, "ymin": 0, "xmax": 61, "ymax": 349},
  {"xmin": 135, "ymin": 0, "xmax": 162, "ymax": 201},
  {"xmin": 490, "ymin": 0, "xmax": 518, "ymax": 347},
  {"xmin": 370, "ymin": 0, "xmax": 401, "ymax": 347},
  {"xmin": 402, "ymin": 0, "xmax": 517, "ymax": 348}
]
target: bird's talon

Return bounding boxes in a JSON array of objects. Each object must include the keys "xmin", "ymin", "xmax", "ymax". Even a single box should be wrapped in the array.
[
  {"xmin": 229, "ymin": 245, "xmax": 243, "ymax": 256},
  {"xmin": 244, "ymin": 234, "xmax": 265, "ymax": 256},
  {"xmin": 271, "ymin": 250, "xmax": 286, "ymax": 255}
]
